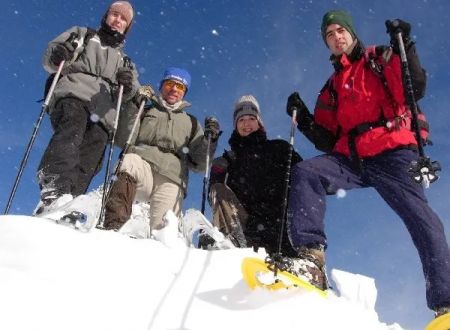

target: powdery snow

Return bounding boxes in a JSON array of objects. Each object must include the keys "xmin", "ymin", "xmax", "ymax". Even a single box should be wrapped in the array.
[{"xmin": 0, "ymin": 213, "xmax": 404, "ymax": 330}]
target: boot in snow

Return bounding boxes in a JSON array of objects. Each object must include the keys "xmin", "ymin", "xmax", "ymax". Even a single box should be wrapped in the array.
[
  {"xmin": 435, "ymin": 306, "xmax": 450, "ymax": 318},
  {"xmin": 210, "ymin": 183, "xmax": 248, "ymax": 248},
  {"xmin": 289, "ymin": 246, "xmax": 328, "ymax": 291},
  {"xmin": 34, "ymin": 193, "xmax": 73, "ymax": 216},
  {"xmin": 103, "ymin": 172, "xmax": 137, "ymax": 231}
]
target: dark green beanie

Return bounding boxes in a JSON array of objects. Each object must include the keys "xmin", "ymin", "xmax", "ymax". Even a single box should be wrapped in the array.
[{"xmin": 321, "ymin": 10, "xmax": 356, "ymax": 44}]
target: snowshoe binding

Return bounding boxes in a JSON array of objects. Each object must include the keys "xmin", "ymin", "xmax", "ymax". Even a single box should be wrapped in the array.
[{"xmin": 56, "ymin": 211, "xmax": 89, "ymax": 232}]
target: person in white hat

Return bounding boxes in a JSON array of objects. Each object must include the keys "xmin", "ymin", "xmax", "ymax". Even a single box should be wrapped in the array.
[{"xmin": 201, "ymin": 95, "xmax": 302, "ymax": 258}]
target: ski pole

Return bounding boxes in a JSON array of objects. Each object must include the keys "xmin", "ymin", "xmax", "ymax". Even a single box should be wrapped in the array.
[
  {"xmin": 113, "ymin": 88, "xmax": 153, "ymax": 178},
  {"xmin": 277, "ymin": 108, "xmax": 297, "ymax": 252},
  {"xmin": 4, "ymin": 32, "xmax": 79, "ymax": 214},
  {"xmin": 97, "ymin": 86, "xmax": 124, "ymax": 228},
  {"xmin": 394, "ymin": 22, "xmax": 441, "ymax": 187},
  {"xmin": 4, "ymin": 60, "xmax": 66, "ymax": 215},
  {"xmin": 97, "ymin": 58, "xmax": 131, "ymax": 228},
  {"xmin": 266, "ymin": 108, "xmax": 297, "ymax": 275},
  {"xmin": 97, "ymin": 85, "xmax": 123, "ymax": 228},
  {"xmin": 97, "ymin": 88, "xmax": 152, "ymax": 227},
  {"xmin": 201, "ymin": 134, "xmax": 212, "ymax": 214}
]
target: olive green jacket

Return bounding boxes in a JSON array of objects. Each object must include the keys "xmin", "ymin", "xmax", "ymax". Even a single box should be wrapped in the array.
[{"xmin": 125, "ymin": 96, "xmax": 217, "ymax": 194}]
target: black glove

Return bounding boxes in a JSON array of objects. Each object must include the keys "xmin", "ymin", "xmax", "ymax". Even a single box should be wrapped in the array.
[
  {"xmin": 385, "ymin": 19, "xmax": 412, "ymax": 54},
  {"xmin": 116, "ymin": 67, "xmax": 134, "ymax": 94},
  {"xmin": 204, "ymin": 116, "xmax": 222, "ymax": 141},
  {"xmin": 286, "ymin": 92, "xmax": 311, "ymax": 124},
  {"xmin": 50, "ymin": 42, "xmax": 76, "ymax": 66}
]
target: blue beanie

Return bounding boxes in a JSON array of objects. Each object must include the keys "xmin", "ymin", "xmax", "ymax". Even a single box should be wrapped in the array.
[{"xmin": 160, "ymin": 67, "xmax": 191, "ymax": 91}]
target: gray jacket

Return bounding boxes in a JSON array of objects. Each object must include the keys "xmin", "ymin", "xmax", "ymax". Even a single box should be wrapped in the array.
[
  {"xmin": 126, "ymin": 96, "xmax": 217, "ymax": 194},
  {"xmin": 42, "ymin": 26, "xmax": 140, "ymax": 131}
]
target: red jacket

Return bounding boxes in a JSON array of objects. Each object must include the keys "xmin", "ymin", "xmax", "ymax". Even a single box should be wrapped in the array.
[{"xmin": 314, "ymin": 44, "xmax": 421, "ymax": 158}]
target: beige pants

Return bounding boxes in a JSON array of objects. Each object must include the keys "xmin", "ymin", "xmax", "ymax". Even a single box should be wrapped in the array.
[{"xmin": 120, "ymin": 153, "xmax": 183, "ymax": 230}]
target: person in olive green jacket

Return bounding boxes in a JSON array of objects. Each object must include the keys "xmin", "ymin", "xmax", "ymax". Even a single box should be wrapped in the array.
[{"xmin": 103, "ymin": 67, "xmax": 221, "ymax": 231}]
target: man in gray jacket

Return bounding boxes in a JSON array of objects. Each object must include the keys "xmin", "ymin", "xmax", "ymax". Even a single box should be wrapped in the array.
[
  {"xmin": 103, "ymin": 67, "xmax": 221, "ymax": 231},
  {"xmin": 35, "ymin": 1, "xmax": 140, "ymax": 215}
]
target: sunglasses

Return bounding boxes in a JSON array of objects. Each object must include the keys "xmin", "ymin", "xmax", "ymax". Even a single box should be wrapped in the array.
[{"xmin": 163, "ymin": 80, "xmax": 187, "ymax": 93}]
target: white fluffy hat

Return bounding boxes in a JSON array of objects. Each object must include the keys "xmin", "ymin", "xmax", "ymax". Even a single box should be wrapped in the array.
[{"xmin": 233, "ymin": 95, "xmax": 264, "ymax": 130}]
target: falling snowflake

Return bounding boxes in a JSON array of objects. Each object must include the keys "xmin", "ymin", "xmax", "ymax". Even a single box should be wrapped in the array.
[
  {"xmin": 211, "ymin": 29, "xmax": 219, "ymax": 36},
  {"xmin": 336, "ymin": 189, "xmax": 347, "ymax": 199},
  {"xmin": 90, "ymin": 114, "xmax": 100, "ymax": 123}
]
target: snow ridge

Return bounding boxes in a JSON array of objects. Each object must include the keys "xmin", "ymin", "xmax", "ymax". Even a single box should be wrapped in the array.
[{"xmin": 0, "ymin": 203, "xmax": 404, "ymax": 330}]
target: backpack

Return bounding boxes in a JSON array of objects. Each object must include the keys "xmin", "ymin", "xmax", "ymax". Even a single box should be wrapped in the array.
[
  {"xmin": 364, "ymin": 45, "xmax": 430, "ymax": 145},
  {"xmin": 42, "ymin": 28, "xmax": 97, "ymax": 100}
]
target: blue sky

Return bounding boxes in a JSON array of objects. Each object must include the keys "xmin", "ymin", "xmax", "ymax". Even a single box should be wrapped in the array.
[{"xmin": 1, "ymin": 1, "xmax": 449, "ymax": 329}]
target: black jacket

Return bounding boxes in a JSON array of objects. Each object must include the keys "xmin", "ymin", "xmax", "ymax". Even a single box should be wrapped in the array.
[{"xmin": 210, "ymin": 129, "xmax": 302, "ymax": 256}]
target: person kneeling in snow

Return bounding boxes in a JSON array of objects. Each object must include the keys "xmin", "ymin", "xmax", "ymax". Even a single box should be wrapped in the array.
[
  {"xmin": 202, "ymin": 95, "xmax": 302, "ymax": 259},
  {"xmin": 103, "ymin": 68, "xmax": 220, "ymax": 232}
]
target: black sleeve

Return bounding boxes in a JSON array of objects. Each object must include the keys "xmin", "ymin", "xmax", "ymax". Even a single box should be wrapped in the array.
[
  {"xmin": 406, "ymin": 44, "xmax": 427, "ymax": 101},
  {"xmin": 298, "ymin": 114, "xmax": 337, "ymax": 153},
  {"xmin": 291, "ymin": 150, "xmax": 303, "ymax": 164}
]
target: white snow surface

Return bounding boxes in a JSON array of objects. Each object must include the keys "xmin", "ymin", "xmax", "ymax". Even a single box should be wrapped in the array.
[{"xmin": 0, "ymin": 195, "xmax": 405, "ymax": 330}]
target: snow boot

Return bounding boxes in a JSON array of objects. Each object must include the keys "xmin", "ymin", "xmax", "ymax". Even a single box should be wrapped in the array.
[
  {"xmin": 33, "ymin": 192, "xmax": 73, "ymax": 216},
  {"xmin": 57, "ymin": 211, "xmax": 88, "ymax": 230},
  {"xmin": 103, "ymin": 172, "xmax": 137, "ymax": 231},
  {"xmin": 435, "ymin": 306, "xmax": 450, "ymax": 318},
  {"xmin": 198, "ymin": 231, "xmax": 218, "ymax": 249},
  {"xmin": 289, "ymin": 246, "xmax": 328, "ymax": 291},
  {"xmin": 210, "ymin": 183, "xmax": 248, "ymax": 248}
]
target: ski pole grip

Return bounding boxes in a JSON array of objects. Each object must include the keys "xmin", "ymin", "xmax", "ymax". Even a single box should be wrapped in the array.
[
  {"xmin": 395, "ymin": 32, "xmax": 407, "ymax": 62},
  {"xmin": 290, "ymin": 107, "xmax": 297, "ymax": 145},
  {"xmin": 291, "ymin": 107, "xmax": 298, "ymax": 123},
  {"xmin": 43, "ymin": 60, "xmax": 65, "ymax": 107},
  {"xmin": 387, "ymin": 19, "xmax": 402, "ymax": 35},
  {"xmin": 391, "ymin": 19, "xmax": 400, "ymax": 29},
  {"xmin": 123, "ymin": 56, "xmax": 132, "ymax": 69}
]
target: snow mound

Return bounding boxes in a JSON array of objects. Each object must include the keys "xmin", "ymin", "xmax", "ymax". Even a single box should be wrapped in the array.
[{"xmin": 0, "ymin": 210, "xmax": 404, "ymax": 330}]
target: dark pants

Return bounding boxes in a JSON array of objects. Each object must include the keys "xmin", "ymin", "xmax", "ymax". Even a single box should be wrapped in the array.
[
  {"xmin": 210, "ymin": 183, "xmax": 297, "ymax": 256},
  {"xmin": 287, "ymin": 149, "xmax": 450, "ymax": 310},
  {"xmin": 38, "ymin": 98, "xmax": 109, "ymax": 197}
]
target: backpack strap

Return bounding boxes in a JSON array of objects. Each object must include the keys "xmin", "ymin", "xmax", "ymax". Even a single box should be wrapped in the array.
[
  {"xmin": 365, "ymin": 45, "xmax": 428, "ymax": 138},
  {"xmin": 84, "ymin": 28, "xmax": 96, "ymax": 46},
  {"xmin": 184, "ymin": 113, "xmax": 200, "ymax": 167},
  {"xmin": 70, "ymin": 27, "xmax": 97, "ymax": 62},
  {"xmin": 347, "ymin": 46, "xmax": 401, "ymax": 168},
  {"xmin": 186, "ymin": 113, "xmax": 198, "ymax": 145},
  {"xmin": 347, "ymin": 45, "xmax": 430, "ymax": 168},
  {"xmin": 365, "ymin": 46, "xmax": 395, "ymax": 102}
]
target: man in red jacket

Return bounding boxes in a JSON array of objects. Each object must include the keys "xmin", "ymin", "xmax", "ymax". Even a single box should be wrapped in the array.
[{"xmin": 285, "ymin": 10, "xmax": 450, "ymax": 318}]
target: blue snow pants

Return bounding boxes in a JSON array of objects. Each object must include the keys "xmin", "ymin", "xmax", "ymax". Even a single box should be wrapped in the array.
[{"xmin": 287, "ymin": 148, "xmax": 450, "ymax": 310}]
